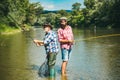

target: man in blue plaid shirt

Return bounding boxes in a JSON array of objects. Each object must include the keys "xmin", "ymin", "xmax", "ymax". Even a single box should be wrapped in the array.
[
  {"xmin": 34, "ymin": 23, "xmax": 59, "ymax": 78},
  {"xmin": 44, "ymin": 30, "xmax": 59, "ymax": 53}
]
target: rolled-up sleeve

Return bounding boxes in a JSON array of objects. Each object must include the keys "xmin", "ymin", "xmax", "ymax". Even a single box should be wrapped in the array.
[
  {"xmin": 66, "ymin": 27, "xmax": 74, "ymax": 41},
  {"xmin": 57, "ymin": 30, "xmax": 63, "ymax": 41}
]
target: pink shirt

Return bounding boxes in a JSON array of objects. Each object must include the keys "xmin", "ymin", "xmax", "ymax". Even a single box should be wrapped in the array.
[{"xmin": 57, "ymin": 25, "xmax": 74, "ymax": 49}]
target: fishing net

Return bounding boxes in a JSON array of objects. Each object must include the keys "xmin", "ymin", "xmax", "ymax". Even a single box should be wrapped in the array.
[{"xmin": 38, "ymin": 59, "xmax": 49, "ymax": 77}]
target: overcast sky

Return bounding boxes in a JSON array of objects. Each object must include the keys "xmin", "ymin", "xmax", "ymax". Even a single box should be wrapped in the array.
[{"xmin": 30, "ymin": 0, "xmax": 85, "ymax": 10}]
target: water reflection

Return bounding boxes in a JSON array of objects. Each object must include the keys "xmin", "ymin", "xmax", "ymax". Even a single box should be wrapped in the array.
[
  {"xmin": 61, "ymin": 75, "xmax": 68, "ymax": 80},
  {"xmin": 0, "ymin": 32, "xmax": 31, "ymax": 80}
]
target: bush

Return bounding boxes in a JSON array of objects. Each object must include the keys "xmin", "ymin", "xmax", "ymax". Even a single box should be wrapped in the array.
[
  {"xmin": 0, "ymin": 23, "xmax": 19, "ymax": 33},
  {"xmin": 9, "ymin": 22, "xmax": 17, "ymax": 27}
]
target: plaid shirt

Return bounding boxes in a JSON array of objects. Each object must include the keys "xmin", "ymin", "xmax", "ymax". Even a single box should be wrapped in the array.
[
  {"xmin": 58, "ymin": 25, "xmax": 74, "ymax": 49},
  {"xmin": 43, "ymin": 30, "xmax": 59, "ymax": 53}
]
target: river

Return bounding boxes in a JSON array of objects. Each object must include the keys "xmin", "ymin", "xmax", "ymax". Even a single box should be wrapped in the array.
[{"xmin": 0, "ymin": 28, "xmax": 120, "ymax": 80}]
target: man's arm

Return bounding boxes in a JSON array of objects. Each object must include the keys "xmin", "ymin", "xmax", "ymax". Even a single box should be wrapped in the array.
[{"xmin": 59, "ymin": 40, "xmax": 74, "ymax": 44}]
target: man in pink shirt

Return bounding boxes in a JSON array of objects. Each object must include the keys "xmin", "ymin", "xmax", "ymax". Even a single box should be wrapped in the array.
[{"xmin": 57, "ymin": 17, "xmax": 74, "ymax": 75}]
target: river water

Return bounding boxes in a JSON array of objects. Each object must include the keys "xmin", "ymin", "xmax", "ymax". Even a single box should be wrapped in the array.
[{"xmin": 0, "ymin": 28, "xmax": 120, "ymax": 80}]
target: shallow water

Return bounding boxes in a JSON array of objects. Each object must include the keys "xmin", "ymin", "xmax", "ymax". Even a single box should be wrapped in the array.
[{"xmin": 0, "ymin": 28, "xmax": 120, "ymax": 80}]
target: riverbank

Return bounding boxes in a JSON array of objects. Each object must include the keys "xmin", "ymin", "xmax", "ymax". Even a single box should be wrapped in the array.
[
  {"xmin": 0, "ymin": 23, "xmax": 20, "ymax": 35},
  {"xmin": 0, "ymin": 27, "xmax": 21, "ymax": 35},
  {"xmin": 0, "ymin": 24, "xmax": 33, "ymax": 35}
]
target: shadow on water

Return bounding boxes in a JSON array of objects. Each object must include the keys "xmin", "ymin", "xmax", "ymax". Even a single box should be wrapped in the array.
[{"xmin": 0, "ymin": 28, "xmax": 120, "ymax": 80}]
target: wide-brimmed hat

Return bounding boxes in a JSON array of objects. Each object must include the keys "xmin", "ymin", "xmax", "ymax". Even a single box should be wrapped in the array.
[{"xmin": 43, "ymin": 23, "xmax": 53, "ymax": 30}]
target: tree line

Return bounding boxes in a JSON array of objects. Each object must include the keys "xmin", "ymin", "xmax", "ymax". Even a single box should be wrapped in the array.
[{"xmin": 0, "ymin": 0, "xmax": 120, "ymax": 32}]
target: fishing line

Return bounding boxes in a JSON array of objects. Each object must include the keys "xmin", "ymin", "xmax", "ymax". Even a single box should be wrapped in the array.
[
  {"xmin": 22, "ymin": 28, "xmax": 34, "ymax": 41},
  {"xmin": 22, "ymin": 28, "xmax": 49, "ymax": 78},
  {"xmin": 75, "ymin": 34, "xmax": 120, "ymax": 42}
]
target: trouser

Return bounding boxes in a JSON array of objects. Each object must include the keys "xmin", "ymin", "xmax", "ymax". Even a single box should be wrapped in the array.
[{"xmin": 47, "ymin": 52, "xmax": 57, "ymax": 77}]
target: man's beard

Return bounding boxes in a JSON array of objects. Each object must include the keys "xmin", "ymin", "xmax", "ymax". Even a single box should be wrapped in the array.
[{"xmin": 61, "ymin": 24, "xmax": 67, "ymax": 28}]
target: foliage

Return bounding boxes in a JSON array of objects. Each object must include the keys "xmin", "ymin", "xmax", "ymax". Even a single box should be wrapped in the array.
[
  {"xmin": 25, "ymin": 2, "xmax": 43, "ymax": 25},
  {"xmin": 0, "ymin": 0, "xmax": 120, "ymax": 32},
  {"xmin": 83, "ymin": 0, "xmax": 120, "ymax": 28},
  {"xmin": 0, "ymin": 0, "xmax": 43, "ymax": 31},
  {"xmin": 57, "ymin": 9, "xmax": 69, "ymax": 16}
]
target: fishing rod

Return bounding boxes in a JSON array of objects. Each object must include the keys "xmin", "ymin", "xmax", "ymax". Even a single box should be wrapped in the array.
[
  {"xmin": 75, "ymin": 34, "xmax": 120, "ymax": 42},
  {"xmin": 8, "ymin": 14, "xmax": 34, "ymax": 41},
  {"xmin": 21, "ymin": 27, "xmax": 34, "ymax": 41}
]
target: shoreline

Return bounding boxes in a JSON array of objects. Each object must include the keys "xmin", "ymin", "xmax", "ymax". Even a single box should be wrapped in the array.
[
  {"xmin": 0, "ymin": 27, "xmax": 33, "ymax": 35},
  {"xmin": 0, "ymin": 29, "xmax": 21, "ymax": 35}
]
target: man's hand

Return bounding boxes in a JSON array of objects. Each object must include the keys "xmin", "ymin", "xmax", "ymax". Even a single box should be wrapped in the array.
[
  {"xmin": 33, "ymin": 39, "xmax": 44, "ymax": 46},
  {"xmin": 68, "ymin": 40, "xmax": 74, "ymax": 44},
  {"xmin": 60, "ymin": 39, "xmax": 74, "ymax": 43}
]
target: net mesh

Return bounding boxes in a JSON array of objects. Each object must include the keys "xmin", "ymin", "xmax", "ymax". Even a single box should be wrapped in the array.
[{"xmin": 38, "ymin": 59, "xmax": 49, "ymax": 77}]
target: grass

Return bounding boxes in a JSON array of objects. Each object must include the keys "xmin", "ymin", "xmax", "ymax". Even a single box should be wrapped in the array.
[
  {"xmin": 0, "ymin": 23, "xmax": 33, "ymax": 35},
  {"xmin": 0, "ymin": 23, "xmax": 21, "ymax": 35}
]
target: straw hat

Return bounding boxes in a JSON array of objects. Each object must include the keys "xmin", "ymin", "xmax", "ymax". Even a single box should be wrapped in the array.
[{"xmin": 60, "ymin": 17, "xmax": 67, "ymax": 20}]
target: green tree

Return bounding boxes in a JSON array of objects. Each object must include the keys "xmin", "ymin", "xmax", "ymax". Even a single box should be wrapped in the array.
[
  {"xmin": 25, "ymin": 2, "xmax": 43, "ymax": 25},
  {"xmin": 72, "ymin": 2, "xmax": 81, "ymax": 11},
  {"xmin": 70, "ymin": 2, "xmax": 84, "ymax": 28},
  {"xmin": 0, "ymin": 0, "xmax": 9, "ymax": 16},
  {"xmin": 84, "ymin": 0, "xmax": 96, "ymax": 9},
  {"xmin": 8, "ymin": 0, "xmax": 29, "ymax": 25},
  {"xmin": 57, "ymin": 9, "xmax": 69, "ymax": 16}
]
